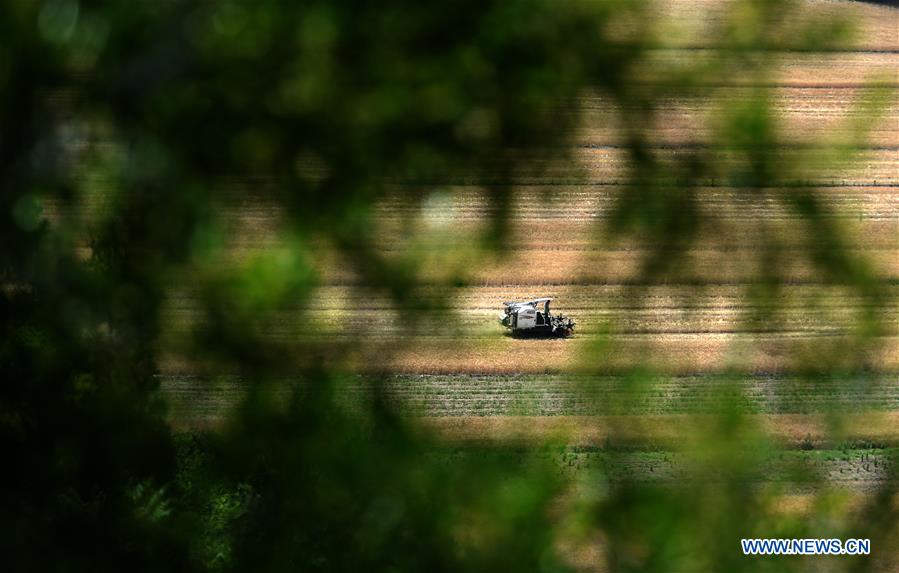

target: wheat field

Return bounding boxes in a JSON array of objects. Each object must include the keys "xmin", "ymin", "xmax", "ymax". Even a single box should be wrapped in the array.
[{"xmin": 147, "ymin": 1, "xmax": 899, "ymax": 501}]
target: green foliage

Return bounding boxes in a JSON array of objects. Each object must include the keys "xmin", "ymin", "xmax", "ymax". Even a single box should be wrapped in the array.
[{"xmin": 1, "ymin": 0, "xmax": 896, "ymax": 572}]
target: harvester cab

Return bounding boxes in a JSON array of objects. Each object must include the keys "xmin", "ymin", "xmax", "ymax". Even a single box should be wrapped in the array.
[{"xmin": 499, "ymin": 297, "xmax": 575, "ymax": 337}]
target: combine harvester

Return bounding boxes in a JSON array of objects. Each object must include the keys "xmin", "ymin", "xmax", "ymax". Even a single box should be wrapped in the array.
[{"xmin": 499, "ymin": 297, "xmax": 575, "ymax": 338}]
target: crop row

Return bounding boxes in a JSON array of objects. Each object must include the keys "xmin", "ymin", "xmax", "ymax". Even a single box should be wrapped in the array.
[
  {"xmin": 573, "ymin": 88, "xmax": 899, "ymax": 147},
  {"xmin": 630, "ymin": 49, "xmax": 898, "ymax": 87},
  {"xmin": 298, "ymin": 250, "xmax": 899, "ymax": 285},
  {"xmin": 447, "ymin": 448, "xmax": 896, "ymax": 488},
  {"xmin": 160, "ymin": 296, "xmax": 899, "ymax": 337},
  {"xmin": 160, "ymin": 373, "xmax": 899, "ymax": 420},
  {"xmin": 290, "ymin": 148, "xmax": 898, "ymax": 187},
  {"xmin": 156, "ymin": 332, "xmax": 899, "ymax": 376},
  {"xmin": 371, "ymin": 187, "xmax": 899, "ymax": 224},
  {"xmin": 636, "ymin": 0, "xmax": 899, "ymax": 52}
]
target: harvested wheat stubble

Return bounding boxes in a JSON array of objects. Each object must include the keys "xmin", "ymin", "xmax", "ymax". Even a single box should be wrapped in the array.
[
  {"xmin": 232, "ymin": 303, "xmax": 895, "ymax": 338},
  {"xmin": 635, "ymin": 50, "xmax": 899, "ymax": 87},
  {"xmin": 312, "ymin": 247, "xmax": 899, "ymax": 284},
  {"xmin": 379, "ymin": 335, "xmax": 899, "ymax": 375},
  {"xmin": 49, "ymin": 182, "xmax": 895, "ymax": 260},
  {"xmin": 646, "ymin": 0, "xmax": 899, "ymax": 52},
  {"xmin": 574, "ymin": 87, "xmax": 899, "ymax": 147},
  {"xmin": 473, "ymin": 249, "xmax": 899, "ymax": 284},
  {"xmin": 156, "ymin": 333, "xmax": 899, "ymax": 377},
  {"xmin": 160, "ymin": 283, "xmax": 899, "ymax": 341},
  {"xmin": 573, "ymin": 147, "xmax": 899, "ymax": 186},
  {"xmin": 158, "ymin": 280, "xmax": 899, "ymax": 375},
  {"xmin": 373, "ymin": 187, "xmax": 897, "ymax": 235},
  {"xmin": 368, "ymin": 219, "xmax": 898, "ymax": 251},
  {"xmin": 426, "ymin": 147, "xmax": 898, "ymax": 187},
  {"xmin": 374, "ymin": 186, "xmax": 898, "ymax": 220}
]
